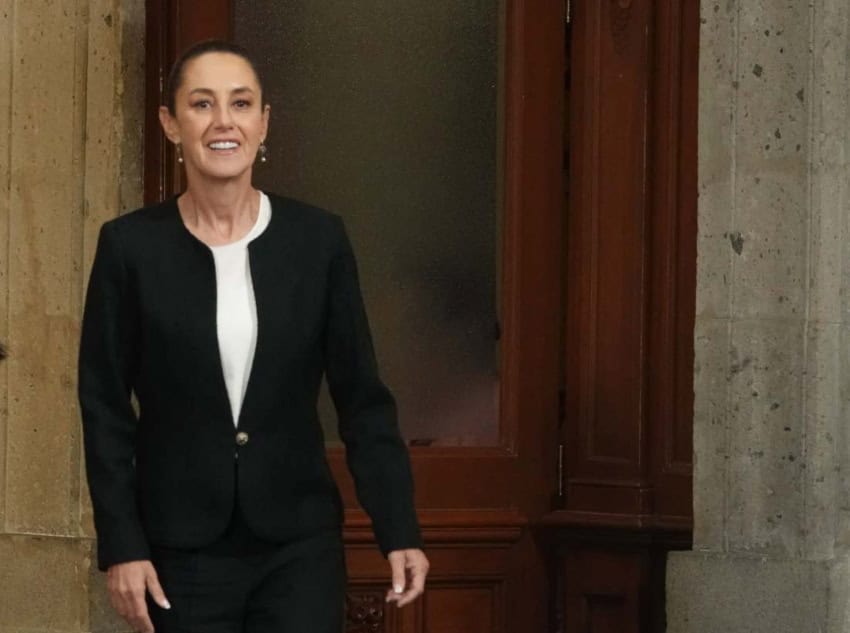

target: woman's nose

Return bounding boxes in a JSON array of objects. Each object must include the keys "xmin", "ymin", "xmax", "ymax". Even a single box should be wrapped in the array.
[{"xmin": 212, "ymin": 103, "xmax": 233, "ymax": 127}]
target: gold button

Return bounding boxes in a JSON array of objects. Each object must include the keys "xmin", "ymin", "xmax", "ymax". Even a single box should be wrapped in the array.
[{"xmin": 235, "ymin": 431, "xmax": 249, "ymax": 446}]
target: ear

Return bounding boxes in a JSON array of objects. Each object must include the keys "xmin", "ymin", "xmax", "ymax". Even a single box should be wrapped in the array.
[
  {"xmin": 261, "ymin": 104, "xmax": 270, "ymax": 140},
  {"xmin": 158, "ymin": 105, "xmax": 181, "ymax": 144}
]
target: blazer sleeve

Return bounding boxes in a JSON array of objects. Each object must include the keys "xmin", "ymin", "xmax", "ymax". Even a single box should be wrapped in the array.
[
  {"xmin": 324, "ymin": 215, "xmax": 424, "ymax": 557},
  {"xmin": 78, "ymin": 221, "xmax": 150, "ymax": 571}
]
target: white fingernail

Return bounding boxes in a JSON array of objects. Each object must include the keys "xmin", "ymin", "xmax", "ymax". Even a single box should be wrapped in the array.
[
  {"xmin": 394, "ymin": 584, "xmax": 403, "ymax": 593},
  {"xmin": 163, "ymin": 600, "xmax": 171, "ymax": 610}
]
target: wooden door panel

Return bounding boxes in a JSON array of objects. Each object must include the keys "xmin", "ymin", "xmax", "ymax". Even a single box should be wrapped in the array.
[
  {"xmin": 564, "ymin": 548, "xmax": 645, "ymax": 633},
  {"xmin": 422, "ymin": 586, "xmax": 498, "ymax": 633},
  {"xmin": 551, "ymin": 1, "xmax": 697, "ymax": 631},
  {"xmin": 566, "ymin": 0, "xmax": 654, "ymax": 513},
  {"xmin": 344, "ymin": 538, "xmax": 513, "ymax": 633},
  {"xmin": 564, "ymin": 0, "xmax": 695, "ymax": 527}
]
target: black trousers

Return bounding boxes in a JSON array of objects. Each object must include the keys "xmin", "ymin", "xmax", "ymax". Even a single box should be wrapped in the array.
[{"xmin": 146, "ymin": 466, "xmax": 347, "ymax": 633}]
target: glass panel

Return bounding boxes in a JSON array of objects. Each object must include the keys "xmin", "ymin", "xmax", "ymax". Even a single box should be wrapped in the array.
[{"xmin": 234, "ymin": 1, "xmax": 501, "ymax": 446}]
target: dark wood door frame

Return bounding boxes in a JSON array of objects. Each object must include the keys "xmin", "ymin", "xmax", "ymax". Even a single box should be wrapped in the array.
[{"xmin": 546, "ymin": 1, "xmax": 697, "ymax": 631}]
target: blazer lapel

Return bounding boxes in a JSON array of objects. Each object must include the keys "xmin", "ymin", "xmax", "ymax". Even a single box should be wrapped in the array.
[{"xmin": 238, "ymin": 196, "xmax": 302, "ymax": 429}]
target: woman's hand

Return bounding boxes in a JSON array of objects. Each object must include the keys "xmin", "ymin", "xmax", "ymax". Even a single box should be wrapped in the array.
[
  {"xmin": 107, "ymin": 560, "xmax": 170, "ymax": 633},
  {"xmin": 385, "ymin": 548, "xmax": 429, "ymax": 608}
]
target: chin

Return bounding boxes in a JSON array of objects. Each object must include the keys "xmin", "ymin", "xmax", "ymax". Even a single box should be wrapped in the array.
[{"xmin": 196, "ymin": 163, "xmax": 253, "ymax": 182}]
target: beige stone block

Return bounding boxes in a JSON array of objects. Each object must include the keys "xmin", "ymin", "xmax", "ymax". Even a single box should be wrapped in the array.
[
  {"xmin": 0, "ymin": 0, "xmax": 13, "ymax": 532},
  {"xmin": 692, "ymin": 316, "xmax": 731, "ymax": 551},
  {"xmin": 5, "ymin": 0, "xmax": 87, "ymax": 535},
  {"xmin": 725, "ymin": 319, "xmax": 805, "ymax": 556},
  {"xmin": 0, "ymin": 534, "xmax": 90, "ymax": 632},
  {"xmin": 117, "ymin": 0, "xmax": 146, "ymax": 215},
  {"xmin": 79, "ymin": 0, "xmax": 125, "ymax": 540}
]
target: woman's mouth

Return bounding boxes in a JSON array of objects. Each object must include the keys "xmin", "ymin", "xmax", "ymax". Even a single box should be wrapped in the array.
[{"xmin": 208, "ymin": 141, "xmax": 240, "ymax": 152}]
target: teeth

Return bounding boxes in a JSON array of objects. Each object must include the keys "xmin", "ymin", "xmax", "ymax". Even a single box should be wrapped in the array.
[{"xmin": 209, "ymin": 141, "xmax": 238, "ymax": 149}]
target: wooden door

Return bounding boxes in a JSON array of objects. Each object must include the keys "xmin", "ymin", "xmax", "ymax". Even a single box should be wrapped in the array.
[
  {"xmin": 546, "ymin": 1, "xmax": 698, "ymax": 632},
  {"xmin": 144, "ymin": 1, "xmax": 564, "ymax": 632}
]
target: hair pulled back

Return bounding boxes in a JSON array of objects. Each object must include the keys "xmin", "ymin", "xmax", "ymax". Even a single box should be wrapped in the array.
[{"xmin": 164, "ymin": 39, "xmax": 265, "ymax": 113}]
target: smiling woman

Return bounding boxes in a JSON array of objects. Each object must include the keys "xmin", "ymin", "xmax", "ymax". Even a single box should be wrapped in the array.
[
  {"xmin": 157, "ymin": 44, "xmax": 270, "ymax": 244},
  {"xmin": 79, "ymin": 39, "xmax": 428, "ymax": 633}
]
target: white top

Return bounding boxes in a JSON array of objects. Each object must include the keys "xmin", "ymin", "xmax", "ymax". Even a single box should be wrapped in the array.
[{"xmin": 210, "ymin": 192, "xmax": 271, "ymax": 426}]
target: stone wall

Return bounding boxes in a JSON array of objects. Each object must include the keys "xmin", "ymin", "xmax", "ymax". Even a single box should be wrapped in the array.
[
  {"xmin": 0, "ymin": 2, "xmax": 144, "ymax": 631},
  {"xmin": 667, "ymin": 1, "xmax": 850, "ymax": 631}
]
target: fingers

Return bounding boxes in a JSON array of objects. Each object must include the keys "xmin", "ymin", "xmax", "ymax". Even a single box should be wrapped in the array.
[
  {"xmin": 130, "ymin": 606, "xmax": 155, "ymax": 633},
  {"xmin": 396, "ymin": 554, "xmax": 429, "ymax": 608},
  {"xmin": 385, "ymin": 549, "xmax": 429, "ymax": 608},
  {"xmin": 107, "ymin": 560, "xmax": 162, "ymax": 633},
  {"xmin": 146, "ymin": 568, "xmax": 171, "ymax": 610},
  {"xmin": 386, "ymin": 551, "xmax": 407, "ymax": 603}
]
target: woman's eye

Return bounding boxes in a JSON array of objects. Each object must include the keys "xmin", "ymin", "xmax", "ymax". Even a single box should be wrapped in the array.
[{"xmin": 234, "ymin": 100, "xmax": 251, "ymax": 108}]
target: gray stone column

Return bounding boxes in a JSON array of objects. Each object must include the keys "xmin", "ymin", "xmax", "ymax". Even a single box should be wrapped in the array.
[{"xmin": 667, "ymin": 1, "xmax": 850, "ymax": 631}]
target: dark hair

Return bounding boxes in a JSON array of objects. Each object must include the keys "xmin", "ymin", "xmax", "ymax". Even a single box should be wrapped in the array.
[{"xmin": 164, "ymin": 39, "xmax": 265, "ymax": 113}]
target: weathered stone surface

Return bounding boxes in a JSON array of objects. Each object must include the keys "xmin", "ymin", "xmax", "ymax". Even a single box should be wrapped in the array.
[
  {"xmin": 0, "ymin": 1, "xmax": 144, "ymax": 631},
  {"xmin": 692, "ymin": 316, "xmax": 730, "ymax": 551},
  {"xmin": 0, "ymin": 0, "xmax": 14, "ymax": 533},
  {"xmin": 725, "ymin": 319, "xmax": 805, "ymax": 556},
  {"xmin": 809, "ymin": 0, "xmax": 850, "ymax": 325},
  {"xmin": 0, "ymin": 534, "xmax": 90, "ymax": 632},
  {"xmin": 674, "ymin": 0, "xmax": 850, "ymax": 630},
  {"xmin": 5, "ymin": 0, "xmax": 87, "ymax": 536},
  {"xmin": 836, "ymin": 325, "xmax": 850, "ymax": 550},
  {"xmin": 730, "ymin": 1, "xmax": 810, "ymax": 320},
  {"xmin": 695, "ymin": 0, "xmax": 736, "ymax": 320},
  {"xmin": 802, "ymin": 323, "xmax": 841, "ymax": 560},
  {"xmin": 667, "ymin": 551, "xmax": 831, "ymax": 633}
]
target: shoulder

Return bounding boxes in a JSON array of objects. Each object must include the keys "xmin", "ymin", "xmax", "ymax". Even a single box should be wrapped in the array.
[
  {"xmin": 265, "ymin": 191, "xmax": 343, "ymax": 229},
  {"xmin": 264, "ymin": 191, "xmax": 348, "ymax": 251},
  {"xmin": 100, "ymin": 197, "xmax": 178, "ymax": 245}
]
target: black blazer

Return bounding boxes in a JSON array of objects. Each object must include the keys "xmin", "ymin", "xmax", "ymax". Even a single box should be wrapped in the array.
[{"xmin": 78, "ymin": 192, "xmax": 422, "ymax": 571}]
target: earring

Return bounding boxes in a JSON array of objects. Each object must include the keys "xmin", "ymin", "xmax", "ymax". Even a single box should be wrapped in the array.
[
  {"xmin": 258, "ymin": 142, "xmax": 267, "ymax": 163},
  {"xmin": 176, "ymin": 143, "xmax": 184, "ymax": 164}
]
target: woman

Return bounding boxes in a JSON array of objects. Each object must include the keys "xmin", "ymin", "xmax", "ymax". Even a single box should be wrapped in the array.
[{"xmin": 79, "ymin": 40, "xmax": 428, "ymax": 633}]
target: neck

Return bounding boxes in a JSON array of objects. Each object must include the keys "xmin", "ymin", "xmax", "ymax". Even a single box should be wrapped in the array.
[{"xmin": 179, "ymin": 171, "xmax": 259, "ymax": 242}]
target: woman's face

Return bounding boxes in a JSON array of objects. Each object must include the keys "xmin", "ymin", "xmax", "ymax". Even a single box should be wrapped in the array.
[{"xmin": 159, "ymin": 52, "xmax": 270, "ymax": 183}]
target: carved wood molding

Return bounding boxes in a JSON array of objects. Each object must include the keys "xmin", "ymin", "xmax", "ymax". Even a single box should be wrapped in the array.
[
  {"xmin": 346, "ymin": 592, "xmax": 385, "ymax": 633},
  {"xmin": 343, "ymin": 508, "xmax": 526, "ymax": 546}
]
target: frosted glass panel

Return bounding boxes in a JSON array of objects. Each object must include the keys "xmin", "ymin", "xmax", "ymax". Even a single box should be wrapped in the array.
[{"xmin": 234, "ymin": 1, "xmax": 501, "ymax": 446}]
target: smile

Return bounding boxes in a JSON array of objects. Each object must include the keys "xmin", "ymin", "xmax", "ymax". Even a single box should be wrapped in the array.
[{"xmin": 208, "ymin": 141, "xmax": 240, "ymax": 150}]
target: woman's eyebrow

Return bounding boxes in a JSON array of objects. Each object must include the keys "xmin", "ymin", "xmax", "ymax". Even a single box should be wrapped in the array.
[{"xmin": 188, "ymin": 87, "xmax": 255, "ymax": 96}]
